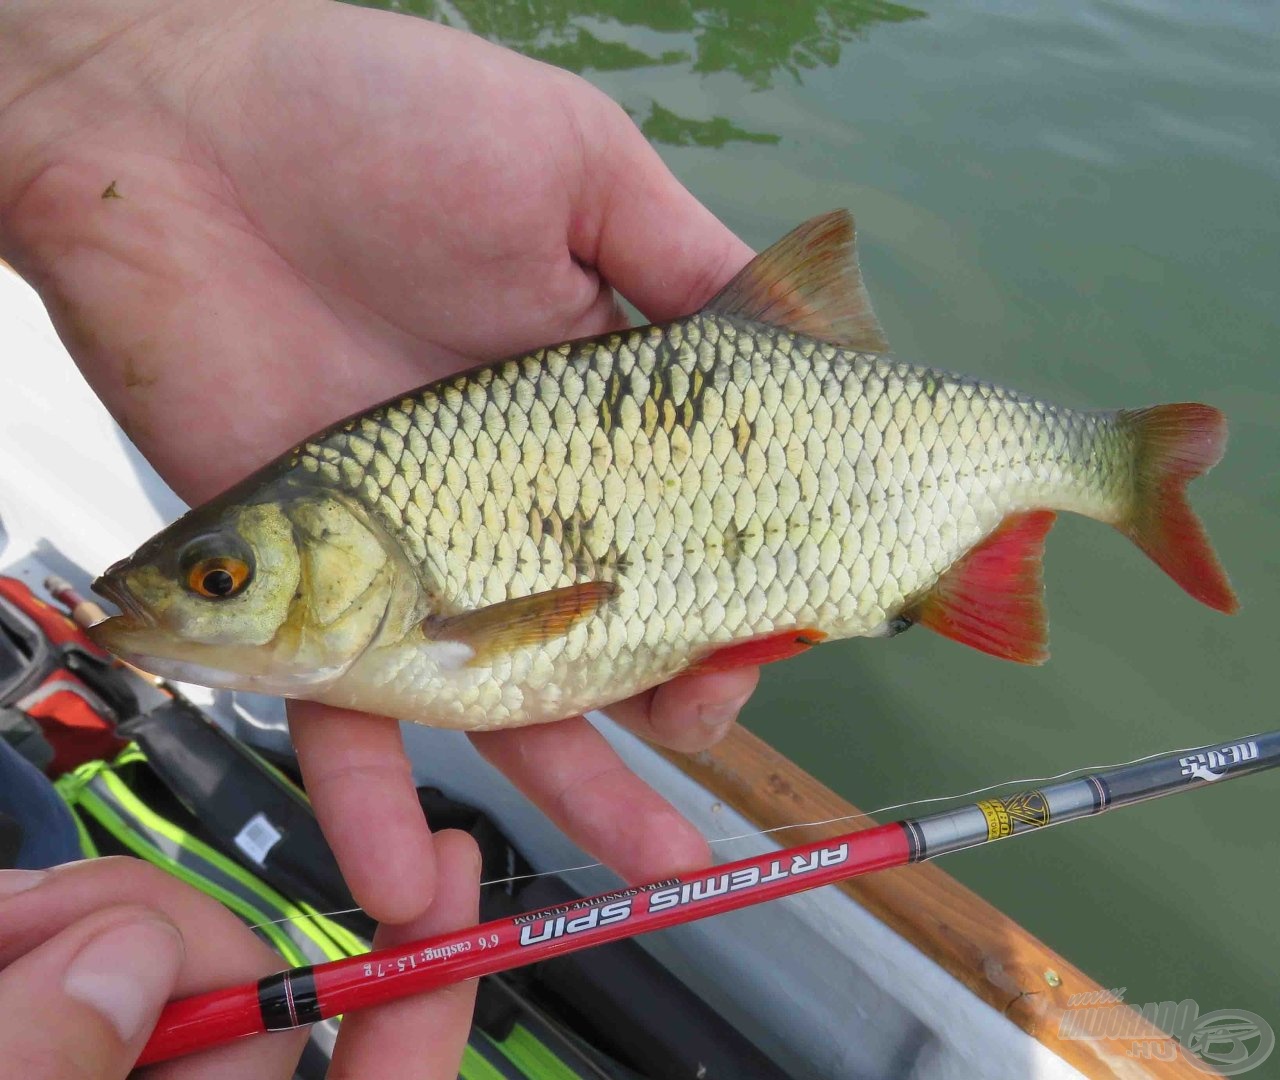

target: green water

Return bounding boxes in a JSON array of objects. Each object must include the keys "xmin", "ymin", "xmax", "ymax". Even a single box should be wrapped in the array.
[{"xmin": 373, "ymin": 0, "xmax": 1280, "ymax": 1048}]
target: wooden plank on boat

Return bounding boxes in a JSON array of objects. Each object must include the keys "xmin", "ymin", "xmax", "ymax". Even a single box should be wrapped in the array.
[{"xmin": 661, "ymin": 726, "xmax": 1218, "ymax": 1079}]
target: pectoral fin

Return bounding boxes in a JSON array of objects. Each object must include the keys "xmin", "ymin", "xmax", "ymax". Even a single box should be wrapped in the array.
[{"xmin": 423, "ymin": 581, "xmax": 617, "ymax": 666}]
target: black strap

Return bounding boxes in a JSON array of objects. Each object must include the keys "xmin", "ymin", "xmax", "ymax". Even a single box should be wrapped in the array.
[
  {"xmin": 123, "ymin": 699, "xmax": 366, "ymax": 932},
  {"xmin": 0, "ymin": 594, "xmax": 55, "ymax": 707},
  {"xmin": 60, "ymin": 646, "xmax": 138, "ymax": 722},
  {"xmin": 0, "ymin": 811, "xmax": 22, "ymax": 868},
  {"xmin": 0, "ymin": 706, "xmax": 54, "ymax": 771}
]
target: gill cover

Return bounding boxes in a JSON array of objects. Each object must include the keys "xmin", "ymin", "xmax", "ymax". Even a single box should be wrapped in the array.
[{"xmin": 90, "ymin": 488, "xmax": 420, "ymax": 693}]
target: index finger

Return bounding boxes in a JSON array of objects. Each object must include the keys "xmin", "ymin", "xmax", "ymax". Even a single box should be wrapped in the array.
[
  {"xmin": 470, "ymin": 715, "xmax": 712, "ymax": 883},
  {"xmin": 288, "ymin": 701, "xmax": 437, "ymax": 925}
]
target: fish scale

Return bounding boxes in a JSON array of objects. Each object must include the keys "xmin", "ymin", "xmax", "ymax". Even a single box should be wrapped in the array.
[
  {"xmin": 285, "ymin": 311, "xmax": 1123, "ymax": 728},
  {"xmin": 91, "ymin": 211, "xmax": 1237, "ymax": 731}
]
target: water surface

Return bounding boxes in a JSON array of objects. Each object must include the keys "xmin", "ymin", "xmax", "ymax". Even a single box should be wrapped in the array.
[{"xmin": 368, "ymin": 0, "xmax": 1279, "ymax": 1040}]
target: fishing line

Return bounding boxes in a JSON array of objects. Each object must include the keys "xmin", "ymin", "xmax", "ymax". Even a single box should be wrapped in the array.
[
  {"xmin": 705, "ymin": 735, "xmax": 1233, "ymax": 844},
  {"xmin": 246, "ymin": 734, "xmax": 1227, "ymax": 933}
]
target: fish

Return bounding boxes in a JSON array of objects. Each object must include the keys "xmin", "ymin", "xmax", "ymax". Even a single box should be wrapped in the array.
[{"xmin": 89, "ymin": 211, "xmax": 1238, "ymax": 730}]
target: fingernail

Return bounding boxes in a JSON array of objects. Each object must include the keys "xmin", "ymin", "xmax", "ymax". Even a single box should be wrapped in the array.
[
  {"xmin": 0, "ymin": 869, "xmax": 46, "ymax": 897},
  {"xmin": 697, "ymin": 692, "xmax": 752, "ymax": 732},
  {"xmin": 64, "ymin": 918, "xmax": 184, "ymax": 1041}
]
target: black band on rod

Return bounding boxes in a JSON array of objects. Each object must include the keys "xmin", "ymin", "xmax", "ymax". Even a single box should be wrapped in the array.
[{"xmin": 258, "ymin": 967, "xmax": 322, "ymax": 1031}]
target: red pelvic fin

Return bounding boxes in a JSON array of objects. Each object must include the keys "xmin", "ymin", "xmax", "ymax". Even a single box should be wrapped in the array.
[
  {"xmin": 691, "ymin": 628, "xmax": 828, "ymax": 674},
  {"xmin": 1120, "ymin": 404, "xmax": 1238, "ymax": 614},
  {"xmin": 908, "ymin": 510, "xmax": 1057, "ymax": 665}
]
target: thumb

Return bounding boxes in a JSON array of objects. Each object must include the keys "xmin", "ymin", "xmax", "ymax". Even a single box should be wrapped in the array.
[
  {"xmin": 573, "ymin": 94, "xmax": 754, "ymax": 323},
  {"xmin": 0, "ymin": 893, "xmax": 184, "ymax": 1079}
]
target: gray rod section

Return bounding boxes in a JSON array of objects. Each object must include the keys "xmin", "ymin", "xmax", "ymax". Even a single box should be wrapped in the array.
[{"xmin": 906, "ymin": 731, "xmax": 1280, "ymax": 860}]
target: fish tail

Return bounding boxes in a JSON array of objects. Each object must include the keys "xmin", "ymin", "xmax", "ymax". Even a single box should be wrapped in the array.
[{"xmin": 1118, "ymin": 403, "xmax": 1238, "ymax": 613}]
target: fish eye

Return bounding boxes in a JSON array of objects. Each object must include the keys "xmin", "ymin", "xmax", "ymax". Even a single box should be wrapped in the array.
[{"xmin": 180, "ymin": 535, "xmax": 254, "ymax": 600}]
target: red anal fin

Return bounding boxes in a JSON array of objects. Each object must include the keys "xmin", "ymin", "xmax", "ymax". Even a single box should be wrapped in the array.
[
  {"xmin": 907, "ymin": 511, "xmax": 1057, "ymax": 665},
  {"xmin": 691, "ymin": 628, "xmax": 828, "ymax": 674}
]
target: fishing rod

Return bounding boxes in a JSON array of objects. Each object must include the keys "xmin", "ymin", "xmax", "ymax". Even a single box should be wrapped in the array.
[{"xmin": 139, "ymin": 729, "xmax": 1280, "ymax": 1066}]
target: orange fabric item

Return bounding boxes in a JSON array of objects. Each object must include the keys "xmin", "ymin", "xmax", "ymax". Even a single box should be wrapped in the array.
[{"xmin": 0, "ymin": 577, "xmax": 127, "ymax": 775}]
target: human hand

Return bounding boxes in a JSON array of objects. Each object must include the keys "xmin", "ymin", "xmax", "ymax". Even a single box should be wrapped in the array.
[
  {"xmin": 0, "ymin": 0, "xmax": 757, "ymax": 928},
  {"xmin": 0, "ymin": 844, "xmax": 481, "ymax": 1078}
]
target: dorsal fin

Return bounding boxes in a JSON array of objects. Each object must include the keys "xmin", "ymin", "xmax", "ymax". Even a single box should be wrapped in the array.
[{"xmin": 703, "ymin": 210, "xmax": 889, "ymax": 353}]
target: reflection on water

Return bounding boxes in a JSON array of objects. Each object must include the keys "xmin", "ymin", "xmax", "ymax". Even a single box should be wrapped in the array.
[
  {"xmin": 637, "ymin": 101, "xmax": 780, "ymax": 147},
  {"xmin": 351, "ymin": 0, "xmax": 925, "ymax": 145}
]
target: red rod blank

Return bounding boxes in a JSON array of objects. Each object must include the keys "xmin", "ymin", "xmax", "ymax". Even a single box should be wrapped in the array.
[{"xmin": 140, "ymin": 823, "xmax": 910, "ymax": 1065}]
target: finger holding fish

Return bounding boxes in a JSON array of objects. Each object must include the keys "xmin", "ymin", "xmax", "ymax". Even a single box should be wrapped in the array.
[
  {"xmin": 604, "ymin": 666, "xmax": 760, "ymax": 753},
  {"xmin": 469, "ymin": 715, "xmax": 714, "ymax": 883},
  {"xmin": 288, "ymin": 701, "xmax": 438, "ymax": 925},
  {"xmin": 324, "ymin": 829, "xmax": 481, "ymax": 1080},
  {"xmin": 288, "ymin": 692, "xmax": 727, "ymax": 918}
]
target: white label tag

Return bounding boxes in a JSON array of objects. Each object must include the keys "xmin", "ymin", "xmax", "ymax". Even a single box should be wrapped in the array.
[{"xmin": 234, "ymin": 812, "xmax": 283, "ymax": 866}]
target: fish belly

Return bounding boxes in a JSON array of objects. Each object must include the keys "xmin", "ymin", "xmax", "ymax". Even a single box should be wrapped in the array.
[{"xmin": 294, "ymin": 314, "xmax": 1128, "ymax": 729}]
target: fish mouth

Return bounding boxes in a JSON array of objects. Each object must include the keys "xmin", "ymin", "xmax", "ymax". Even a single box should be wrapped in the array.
[
  {"xmin": 91, "ymin": 573, "xmax": 155, "ymax": 628},
  {"xmin": 86, "ymin": 573, "xmax": 160, "ymax": 664}
]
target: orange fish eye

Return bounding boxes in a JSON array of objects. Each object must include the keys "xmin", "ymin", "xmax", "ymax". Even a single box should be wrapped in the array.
[{"xmin": 186, "ymin": 556, "xmax": 252, "ymax": 599}]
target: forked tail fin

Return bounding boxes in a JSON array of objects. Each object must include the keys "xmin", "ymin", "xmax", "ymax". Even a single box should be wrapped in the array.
[{"xmin": 1120, "ymin": 404, "xmax": 1238, "ymax": 614}]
